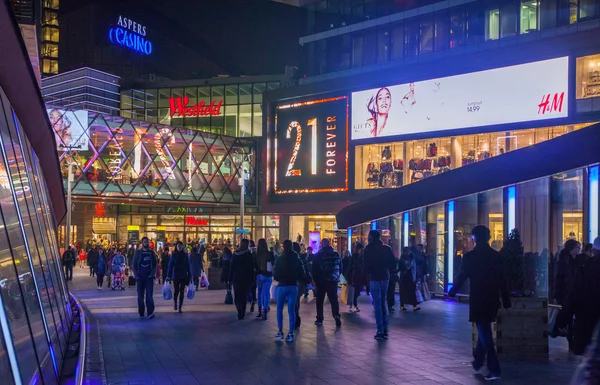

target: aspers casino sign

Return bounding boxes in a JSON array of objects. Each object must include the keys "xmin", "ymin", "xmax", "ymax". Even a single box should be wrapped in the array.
[{"xmin": 109, "ymin": 16, "xmax": 153, "ymax": 55}]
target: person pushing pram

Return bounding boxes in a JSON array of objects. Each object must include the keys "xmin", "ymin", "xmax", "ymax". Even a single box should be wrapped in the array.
[{"xmin": 111, "ymin": 250, "xmax": 126, "ymax": 291}]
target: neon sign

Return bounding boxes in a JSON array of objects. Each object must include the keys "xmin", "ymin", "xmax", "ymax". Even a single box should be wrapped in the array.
[
  {"xmin": 274, "ymin": 96, "xmax": 348, "ymax": 194},
  {"xmin": 109, "ymin": 15, "xmax": 152, "ymax": 55},
  {"xmin": 169, "ymin": 97, "xmax": 223, "ymax": 118}
]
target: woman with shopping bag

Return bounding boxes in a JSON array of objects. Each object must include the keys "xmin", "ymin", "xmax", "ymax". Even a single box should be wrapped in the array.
[{"xmin": 167, "ymin": 241, "xmax": 192, "ymax": 313}]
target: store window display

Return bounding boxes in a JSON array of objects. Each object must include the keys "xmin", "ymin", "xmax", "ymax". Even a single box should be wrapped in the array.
[
  {"xmin": 576, "ymin": 54, "xmax": 600, "ymax": 99},
  {"xmin": 355, "ymin": 123, "xmax": 594, "ymax": 190}
]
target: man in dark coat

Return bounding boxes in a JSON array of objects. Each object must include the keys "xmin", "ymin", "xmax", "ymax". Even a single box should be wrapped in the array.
[
  {"xmin": 449, "ymin": 225, "xmax": 511, "ymax": 382},
  {"xmin": 311, "ymin": 238, "xmax": 342, "ymax": 327},
  {"xmin": 229, "ymin": 239, "xmax": 255, "ymax": 320},
  {"xmin": 87, "ymin": 246, "xmax": 99, "ymax": 277},
  {"xmin": 563, "ymin": 237, "xmax": 600, "ymax": 355}
]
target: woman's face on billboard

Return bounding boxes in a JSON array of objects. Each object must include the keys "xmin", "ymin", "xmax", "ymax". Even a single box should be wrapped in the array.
[
  {"xmin": 49, "ymin": 110, "xmax": 63, "ymax": 130},
  {"xmin": 376, "ymin": 88, "xmax": 391, "ymax": 114}
]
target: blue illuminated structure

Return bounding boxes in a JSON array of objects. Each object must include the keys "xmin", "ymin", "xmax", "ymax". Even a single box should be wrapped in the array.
[
  {"xmin": 508, "ymin": 186, "xmax": 516, "ymax": 232},
  {"xmin": 371, "ymin": 221, "xmax": 377, "ymax": 230},
  {"xmin": 403, "ymin": 212, "xmax": 409, "ymax": 247},
  {"xmin": 589, "ymin": 165, "xmax": 599, "ymax": 241},
  {"xmin": 109, "ymin": 27, "xmax": 153, "ymax": 55},
  {"xmin": 447, "ymin": 200, "xmax": 455, "ymax": 289}
]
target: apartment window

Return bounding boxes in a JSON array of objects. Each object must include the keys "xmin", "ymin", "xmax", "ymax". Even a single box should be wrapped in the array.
[
  {"xmin": 580, "ymin": 0, "xmax": 598, "ymax": 19},
  {"xmin": 420, "ymin": 16, "xmax": 434, "ymax": 54},
  {"xmin": 390, "ymin": 22, "xmax": 404, "ymax": 60},
  {"xmin": 466, "ymin": 7, "xmax": 485, "ymax": 44},
  {"xmin": 486, "ymin": 9, "xmax": 500, "ymax": 40},
  {"xmin": 540, "ymin": 0, "xmax": 558, "ymax": 29},
  {"xmin": 377, "ymin": 28, "xmax": 390, "ymax": 63},
  {"xmin": 521, "ymin": 1, "xmax": 539, "ymax": 32},
  {"xmin": 449, "ymin": 9, "xmax": 466, "ymax": 48},
  {"xmin": 435, "ymin": 11, "xmax": 450, "ymax": 51},
  {"xmin": 571, "ymin": 0, "xmax": 580, "ymax": 23},
  {"xmin": 404, "ymin": 20, "xmax": 419, "ymax": 57},
  {"xmin": 352, "ymin": 34, "xmax": 365, "ymax": 67},
  {"xmin": 364, "ymin": 29, "xmax": 378, "ymax": 66},
  {"xmin": 500, "ymin": 2, "xmax": 519, "ymax": 37}
]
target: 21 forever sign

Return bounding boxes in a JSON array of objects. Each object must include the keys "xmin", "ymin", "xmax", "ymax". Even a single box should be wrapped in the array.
[
  {"xmin": 275, "ymin": 97, "xmax": 348, "ymax": 194},
  {"xmin": 351, "ymin": 56, "xmax": 569, "ymax": 140}
]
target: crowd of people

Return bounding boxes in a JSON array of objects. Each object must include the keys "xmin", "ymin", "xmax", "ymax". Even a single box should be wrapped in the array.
[{"xmin": 58, "ymin": 226, "xmax": 600, "ymax": 383}]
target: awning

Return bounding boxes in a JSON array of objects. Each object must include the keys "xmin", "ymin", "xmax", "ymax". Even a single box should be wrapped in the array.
[
  {"xmin": 336, "ymin": 123, "xmax": 600, "ymax": 229},
  {"xmin": 0, "ymin": 0, "xmax": 67, "ymax": 223}
]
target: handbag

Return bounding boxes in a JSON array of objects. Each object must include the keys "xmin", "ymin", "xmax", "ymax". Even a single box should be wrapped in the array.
[
  {"xmin": 225, "ymin": 291, "xmax": 234, "ymax": 304},
  {"xmin": 421, "ymin": 280, "xmax": 431, "ymax": 301},
  {"xmin": 162, "ymin": 281, "xmax": 172, "ymax": 300},
  {"xmin": 340, "ymin": 284, "xmax": 349, "ymax": 305},
  {"xmin": 416, "ymin": 280, "xmax": 425, "ymax": 303},
  {"xmin": 200, "ymin": 271, "xmax": 210, "ymax": 288},
  {"xmin": 187, "ymin": 279, "xmax": 196, "ymax": 300}
]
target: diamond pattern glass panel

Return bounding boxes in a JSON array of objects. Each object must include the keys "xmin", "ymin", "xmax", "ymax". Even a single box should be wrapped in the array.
[{"xmin": 52, "ymin": 110, "xmax": 256, "ymax": 204}]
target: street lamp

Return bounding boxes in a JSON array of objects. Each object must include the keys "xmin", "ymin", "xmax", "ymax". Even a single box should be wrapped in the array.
[
  {"xmin": 65, "ymin": 162, "xmax": 77, "ymax": 251},
  {"xmin": 235, "ymin": 151, "xmax": 251, "ymax": 243}
]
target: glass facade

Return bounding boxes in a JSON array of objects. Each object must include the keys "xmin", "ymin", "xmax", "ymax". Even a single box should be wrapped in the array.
[
  {"xmin": 49, "ymin": 109, "xmax": 257, "ymax": 205},
  {"xmin": 0, "ymin": 87, "xmax": 71, "ymax": 383},
  {"xmin": 303, "ymin": 0, "xmax": 600, "ymax": 76},
  {"xmin": 350, "ymin": 164, "xmax": 594, "ymax": 299},
  {"xmin": 120, "ymin": 80, "xmax": 281, "ymax": 137},
  {"xmin": 355, "ymin": 123, "xmax": 594, "ymax": 190},
  {"xmin": 576, "ymin": 53, "xmax": 600, "ymax": 98}
]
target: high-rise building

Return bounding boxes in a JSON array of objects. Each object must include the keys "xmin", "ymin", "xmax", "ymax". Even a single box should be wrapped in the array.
[{"xmin": 9, "ymin": 0, "xmax": 59, "ymax": 78}]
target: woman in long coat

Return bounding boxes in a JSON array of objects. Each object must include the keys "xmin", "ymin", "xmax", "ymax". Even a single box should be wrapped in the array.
[
  {"xmin": 189, "ymin": 246, "xmax": 204, "ymax": 291},
  {"xmin": 399, "ymin": 247, "xmax": 420, "ymax": 311}
]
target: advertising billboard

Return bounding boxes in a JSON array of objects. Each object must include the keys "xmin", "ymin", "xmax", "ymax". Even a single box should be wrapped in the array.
[
  {"xmin": 351, "ymin": 57, "xmax": 569, "ymax": 140},
  {"xmin": 275, "ymin": 97, "xmax": 348, "ymax": 194},
  {"xmin": 47, "ymin": 109, "xmax": 89, "ymax": 151}
]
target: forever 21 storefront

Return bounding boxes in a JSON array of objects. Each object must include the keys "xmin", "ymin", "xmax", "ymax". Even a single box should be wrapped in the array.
[{"xmin": 263, "ymin": 32, "xmax": 600, "ymax": 264}]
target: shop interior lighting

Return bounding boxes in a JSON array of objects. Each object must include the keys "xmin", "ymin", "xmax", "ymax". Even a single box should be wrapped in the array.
[
  {"xmin": 447, "ymin": 201, "xmax": 455, "ymax": 289},
  {"xmin": 589, "ymin": 165, "xmax": 599, "ymax": 241}
]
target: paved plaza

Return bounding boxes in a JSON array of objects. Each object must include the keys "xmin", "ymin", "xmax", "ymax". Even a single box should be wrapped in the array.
[{"xmin": 70, "ymin": 268, "xmax": 577, "ymax": 385}]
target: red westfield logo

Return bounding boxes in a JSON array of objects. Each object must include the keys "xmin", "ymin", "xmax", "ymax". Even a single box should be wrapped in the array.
[
  {"xmin": 538, "ymin": 92, "xmax": 564, "ymax": 115},
  {"xmin": 169, "ymin": 97, "xmax": 223, "ymax": 118}
]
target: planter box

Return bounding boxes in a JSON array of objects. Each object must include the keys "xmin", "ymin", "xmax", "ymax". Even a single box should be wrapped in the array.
[
  {"xmin": 207, "ymin": 267, "xmax": 225, "ymax": 290},
  {"xmin": 472, "ymin": 297, "xmax": 549, "ymax": 361},
  {"xmin": 497, "ymin": 297, "xmax": 549, "ymax": 361}
]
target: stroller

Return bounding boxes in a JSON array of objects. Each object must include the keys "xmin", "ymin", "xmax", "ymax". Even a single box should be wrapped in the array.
[{"xmin": 111, "ymin": 268, "xmax": 125, "ymax": 291}]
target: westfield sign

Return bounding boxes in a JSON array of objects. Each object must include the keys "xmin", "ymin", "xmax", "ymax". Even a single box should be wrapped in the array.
[{"xmin": 169, "ymin": 97, "xmax": 223, "ymax": 118}]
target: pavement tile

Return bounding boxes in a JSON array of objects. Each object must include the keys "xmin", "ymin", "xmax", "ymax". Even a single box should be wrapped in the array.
[{"xmin": 71, "ymin": 268, "xmax": 577, "ymax": 385}]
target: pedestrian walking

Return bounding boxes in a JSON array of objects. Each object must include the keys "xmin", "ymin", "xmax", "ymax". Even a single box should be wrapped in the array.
[
  {"xmin": 312, "ymin": 238, "xmax": 342, "ymax": 328},
  {"xmin": 273, "ymin": 240, "xmax": 305, "ymax": 342},
  {"xmin": 563, "ymin": 237, "xmax": 600, "ymax": 356},
  {"xmin": 387, "ymin": 252, "xmax": 400, "ymax": 312},
  {"xmin": 255, "ymin": 238, "xmax": 275, "ymax": 320},
  {"xmin": 295, "ymin": 243, "xmax": 312, "ymax": 327},
  {"xmin": 449, "ymin": 225, "xmax": 511, "ymax": 382},
  {"xmin": 78, "ymin": 248, "xmax": 86, "ymax": 269},
  {"xmin": 399, "ymin": 247, "xmax": 420, "ymax": 311},
  {"xmin": 189, "ymin": 246, "xmax": 204, "ymax": 291},
  {"xmin": 219, "ymin": 247, "xmax": 233, "ymax": 304},
  {"xmin": 133, "ymin": 237, "xmax": 158, "ymax": 319},
  {"xmin": 87, "ymin": 246, "xmax": 99, "ymax": 277},
  {"xmin": 349, "ymin": 243, "xmax": 365, "ymax": 313},
  {"xmin": 96, "ymin": 249, "xmax": 108, "ymax": 290},
  {"xmin": 160, "ymin": 246, "xmax": 170, "ymax": 284},
  {"xmin": 230, "ymin": 239, "xmax": 255, "ymax": 320},
  {"xmin": 62, "ymin": 246, "xmax": 76, "ymax": 281},
  {"xmin": 363, "ymin": 230, "xmax": 397, "ymax": 340},
  {"xmin": 247, "ymin": 240, "xmax": 258, "ymax": 312},
  {"xmin": 167, "ymin": 241, "xmax": 192, "ymax": 313},
  {"xmin": 554, "ymin": 239, "xmax": 583, "ymax": 349}
]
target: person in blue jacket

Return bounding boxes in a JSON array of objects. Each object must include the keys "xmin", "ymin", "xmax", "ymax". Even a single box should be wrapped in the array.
[
  {"xmin": 96, "ymin": 248, "xmax": 109, "ymax": 290},
  {"xmin": 167, "ymin": 241, "xmax": 192, "ymax": 313}
]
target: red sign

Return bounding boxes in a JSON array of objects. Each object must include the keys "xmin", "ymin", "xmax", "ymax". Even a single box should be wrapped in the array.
[
  {"xmin": 169, "ymin": 97, "xmax": 223, "ymax": 118},
  {"xmin": 538, "ymin": 92, "xmax": 564, "ymax": 115},
  {"xmin": 185, "ymin": 216, "xmax": 209, "ymax": 226}
]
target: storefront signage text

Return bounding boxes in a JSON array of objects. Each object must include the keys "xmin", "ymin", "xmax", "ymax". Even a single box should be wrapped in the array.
[
  {"xmin": 167, "ymin": 207, "xmax": 204, "ymax": 213},
  {"xmin": 109, "ymin": 15, "xmax": 152, "ymax": 55},
  {"xmin": 274, "ymin": 97, "xmax": 348, "ymax": 194},
  {"xmin": 185, "ymin": 217, "xmax": 209, "ymax": 226},
  {"xmin": 169, "ymin": 97, "xmax": 223, "ymax": 118}
]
